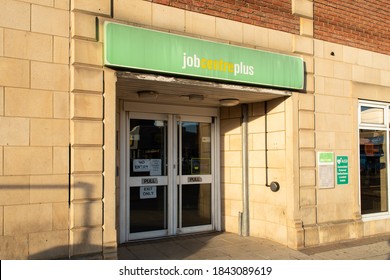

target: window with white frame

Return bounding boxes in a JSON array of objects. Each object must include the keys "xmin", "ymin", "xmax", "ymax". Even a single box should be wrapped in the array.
[{"xmin": 359, "ymin": 101, "xmax": 389, "ymax": 218}]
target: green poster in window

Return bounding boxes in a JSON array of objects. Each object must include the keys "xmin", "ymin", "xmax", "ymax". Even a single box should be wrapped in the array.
[{"xmin": 336, "ymin": 156, "xmax": 349, "ymax": 185}]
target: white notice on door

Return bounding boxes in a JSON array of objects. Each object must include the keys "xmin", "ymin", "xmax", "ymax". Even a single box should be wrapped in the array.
[
  {"xmin": 140, "ymin": 186, "xmax": 157, "ymax": 199},
  {"xmin": 150, "ymin": 159, "xmax": 162, "ymax": 176},
  {"xmin": 133, "ymin": 159, "xmax": 150, "ymax": 172}
]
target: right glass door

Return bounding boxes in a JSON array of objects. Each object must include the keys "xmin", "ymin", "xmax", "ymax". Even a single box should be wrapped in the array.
[{"xmin": 177, "ymin": 117, "xmax": 213, "ymax": 233}]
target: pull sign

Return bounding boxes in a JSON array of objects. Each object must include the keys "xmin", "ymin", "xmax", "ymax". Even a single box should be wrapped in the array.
[
  {"xmin": 142, "ymin": 178, "xmax": 158, "ymax": 184},
  {"xmin": 188, "ymin": 177, "xmax": 202, "ymax": 183}
]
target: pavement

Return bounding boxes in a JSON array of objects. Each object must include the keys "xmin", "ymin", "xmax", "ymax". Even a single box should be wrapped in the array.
[{"xmin": 117, "ymin": 231, "xmax": 390, "ymax": 260}]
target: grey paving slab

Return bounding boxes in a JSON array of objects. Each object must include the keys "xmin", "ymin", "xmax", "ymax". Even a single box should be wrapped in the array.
[{"xmin": 118, "ymin": 232, "xmax": 390, "ymax": 260}]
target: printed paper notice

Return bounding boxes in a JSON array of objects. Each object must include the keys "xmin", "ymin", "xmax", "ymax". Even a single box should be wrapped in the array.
[
  {"xmin": 150, "ymin": 159, "xmax": 162, "ymax": 176},
  {"xmin": 318, "ymin": 152, "xmax": 335, "ymax": 189}
]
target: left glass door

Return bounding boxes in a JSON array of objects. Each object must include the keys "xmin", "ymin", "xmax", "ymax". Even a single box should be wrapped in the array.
[{"xmin": 128, "ymin": 113, "xmax": 169, "ymax": 240}]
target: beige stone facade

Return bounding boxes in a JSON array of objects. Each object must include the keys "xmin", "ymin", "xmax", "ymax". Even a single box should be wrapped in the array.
[{"xmin": 1, "ymin": 0, "xmax": 390, "ymax": 259}]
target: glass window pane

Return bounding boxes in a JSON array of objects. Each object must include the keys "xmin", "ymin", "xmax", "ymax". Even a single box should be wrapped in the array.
[
  {"xmin": 359, "ymin": 129, "xmax": 388, "ymax": 214},
  {"xmin": 129, "ymin": 186, "xmax": 167, "ymax": 233},
  {"xmin": 180, "ymin": 122, "xmax": 211, "ymax": 175},
  {"xmin": 179, "ymin": 184, "xmax": 211, "ymax": 227},
  {"xmin": 129, "ymin": 119, "xmax": 167, "ymax": 176},
  {"xmin": 361, "ymin": 106, "xmax": 384, "ymax": 124}
]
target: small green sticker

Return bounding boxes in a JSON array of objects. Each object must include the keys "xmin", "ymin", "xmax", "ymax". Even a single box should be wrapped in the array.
[{"xmin": 319, "ymin": 152, "xmax": 334, "ymax": 163}]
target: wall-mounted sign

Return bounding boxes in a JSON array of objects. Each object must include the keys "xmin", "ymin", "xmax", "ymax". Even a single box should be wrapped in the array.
[
  {"xmin": 140, "ymin": 186, "xmax": 157, "ymax": 199},
  {"xmin": 318, "ymin": 152, "xmax": 335, "ymax": 189},
  {"xmin": 336, "ymin": 156, "xmax": 349, "ymax": 185},
  {"xmin": 104, "ymin": 22, "xmax": 304, "ymax": 90}
]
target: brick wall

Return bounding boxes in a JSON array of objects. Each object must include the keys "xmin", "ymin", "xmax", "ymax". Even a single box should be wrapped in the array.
[
  {"xmin": 152, "ymin": 0, "xmax": 300, "ymax": 34},
  {"xmin": 314, "ymin": 0, "xmax": 390, "ymax": 55}
]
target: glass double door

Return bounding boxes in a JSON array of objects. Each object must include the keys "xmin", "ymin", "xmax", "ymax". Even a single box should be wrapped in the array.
[{"xmin": 127, "ymin": 113, "xmax": 214, "ymax": 240}]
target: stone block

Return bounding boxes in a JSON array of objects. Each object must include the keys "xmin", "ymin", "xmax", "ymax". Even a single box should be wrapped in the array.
[
  {"xmin": 301, "ymin": 206, "xmax": 317, "ymax": 226},
  {"xmin": 0, "ymin": 87, "xmax": 3, "ymax": 116},
  {"xmin": 303, "ymin": 55, "xmax": 314, "ymax": 74},
  {"xmin": 222, "ymin": 183, "xmax": 242, "ymax": 201},
  {"xmin": 216, "ymin": 17, "xmax": 242, "ymax": 43},
  {"xmin": 53, "ymin": 147, "xmax": 69, "ymax": 174},
  {"xmin": 32, "ymin": 5, "xmax": 69, "ymax": 37},
  {"xmin": 251, "ymin": 167, "xmax": 266, "ymax": 186},
  {"xmin": 152, "ymin": 4, "xmax": 185, "ymax": 32},
  {"xmin": 55, "ymin": 0, "xmax": 69, "ymax": 10},
  {"xmin": 0, "ymin": 206, "xmax": 2, "ymax": 235},
  {"xmin": 72, "ymin": 39, "xmax": 103, "ymax": 66},
  {"xmin": 72, "ymin": 201, "xmax": 102, "ymax": 228},
  {"xmin": 300, "ymin": 18, "xmax": 313, "ymax": 37},
  {"xmin": 299, "ymin": 111, "xmax": 314, "ymax": 129},
  {"xmin": 293, "ymin": 35, "xmax": 313, "ymax": 55},
  {"xmin": 71, "ymin": 120, "xmax": 102, "ymax": 146},
  {"xmin": 228, "ymin": 134, "xmax": 242, "ymax": 151},
  {"xmin": 30, "ymin": 175, "xmax": 68, "ymax": 203},
  {"xmin": 0, "ymin": 117, "xmax": 29, "ymax": 146},
  {"xmin": 72, "ymin": 147, "xmax": 103, "ymax": 172},
  {"xmin": 292, "ymin": 0, "xmax": 313, "ymax": 19},
  {"xmin": 4, "ymin": 203, "xmax": 52, "ymax": 235},
  {"xmin": 71, "ymin": 93, "xmax": 103, "ymax": 119},
  {"xmin": 4, "ymin": 147, "xmax": 52, "ymax": 175},
  {"xmin": 20, "ymin": 0, "xmax": 53, "ymax": 5},
  {"xmin": 267, "ymin": 150, "xmax": 286, "ymax": 168},
  {"xmin": 54, "ymin": 91, "xmax": 70, "ymax": 119},
  {"xmin": 72, "ymin": 0, "xmax": 110, "ymax": 16},
  {"xmin": 31, "ymin": 61, "xmax": 69, "ymax": 91},
  {"xmin": 0, "ymin": 235, "xmax": 28, "ymax": 259},
  {"xmin": 252, "ymin": 102, "xmax": 265, "ymax": 116},
  {"xmin": 30, "ymin": 119, "xmax": 69, "ymax": 146},
  {"xmin": 248, "ymin": 116, "xmax": 265, "ymax": 134},
  {"xmin": 243, "ymin": 24, "xmax": 269, "ymax": 48},
  {"xmin": 252, "ymin": 133, "xmax": 266, "ymax": 151},
  {"xmin": 315, "ymin": 58, "xmax": 334, "ymax": 78},
  {"xmin": 222, "ymin": 151, "xmax": 241, "ymax": 167},
  {"xmin": 249, "ymin": 151, "xmax": 265, "ymax": 168},
  {"xmin": 0, "ymin": 28, "xmax": 3, "ymax": 56},
  {"xmin": 71, "ymin": 12, "xmax": 96, "ymax": 40},
  {"xmin": 186, "ymin": 11, "xmax": 216, "ymax": 38},
  {"xmin": 267, "ymin": 131, "xmax": 285, "ymax": 150},
  {"xmin": 70, "ymin": 227, "xmax": 103, "ymax": 256},
  {"xmin": 54, "ymin": 36, "xmax": 70, "ymax": 64},
  {"xmin": 0, "ymin": 176, "xmax": 29, "ymax": 205},
  {"xmin": 265, "ymin": 222, "xmax": 287, "ymax": 244},
  {"xmin": 71, "ymin": 66, "xmax": 103, "ymax": 93},
  {"xmin": 300, "ymin": 187, "xmax": 316, "ymax": 206},
  {"xmin": 352, "ymin": 65, "xmax": 380, "ymax": 85},
  {"xmin": 114, "ymin": 0, "xmax": 152, "ymax": 26},
  {"xmin": 323, "ymin": 41, "xmax": 343, "ymax": 61},
  {"xmin": 334, "ymin": 61, "xmax": 352, "ymax": 80},
  {"xmin": 72, "ymin": 174, "xmax": 102, "ymax": 200},
  {"xmin": 300, "ymin": 150, "xmax": 315, "ymax": 167},
  {"xmin": 229, "ymin": 167, "xmax": 242, "ymax": 184},
  {"xmin": 223, "ymin": 215, "xmax": 239, "ymax": 233},
  {"xmin": 220, "ymin": 118, "xmax": 241, "ymax": 135},
  {"xmin": 267, "ymin": 112, "xmax": 285, "ymax": 132},
  {"xmin": 304, "ymin": 225, "xmax": 319, "ymax": 246},
  {"xmin": 268, "ymin": 29, "xmax": 293, "ymax": 53},
  {"xmin": 5, "ymin": 88, "xmax": 53, "ymax": 118},
  {"xmin": 52, "ymin": 202, "xmax": 68, "ymax": 230},
  {"xmin": 0, "ymin": 0, "xmax": 30, "ymax": 31},
  {"xmin": 0, "ymin": 147, "xmax": 2, "ymax": 176},
  {"xmin": 0, "ymin": 57, "xmax": 29, "ymax": 88},
  {"xmin": 29, "ymin": 230, "xmax": 68, "ymax": 260},
  {"xmin": 300, "ymin": 168, "xmax": 316, "ymax": 186},
  {"xmin": 299, "ymin": 130, "xmax": 315, "ymax": 148},
  {"xmin": 4, "ymin": 29, "xmax": 52, "ymax": 62},
  {"xmin": 299, "ymin": 94, "xmax": 314, "ymax": 111},
  {"xmin": 342, "ymin": 45, "xmax": 359, "ymax": 64}
]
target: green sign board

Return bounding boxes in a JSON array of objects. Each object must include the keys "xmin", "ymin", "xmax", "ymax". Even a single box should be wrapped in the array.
[
  {"xmin": 319, "ymin": 152, "xmax": 334, "ymax": 163},
  {"xmin": 104, "ymin": 22, "xmax": 304, "ymax": 90},
  {"xmin": 336, "ymin": 156, "xmax": 349, "ymax": 185}
]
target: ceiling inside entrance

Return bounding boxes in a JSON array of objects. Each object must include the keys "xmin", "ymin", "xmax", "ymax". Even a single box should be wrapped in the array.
[{"xmin": 116, "ymin": 72, "xmax": 292, "ymax": 107}]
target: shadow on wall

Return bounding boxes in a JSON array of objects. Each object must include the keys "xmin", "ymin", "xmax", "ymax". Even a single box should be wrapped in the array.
[{"xmin": 0, "ymin": 181, "xmax": 108, "ymax": 260}]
